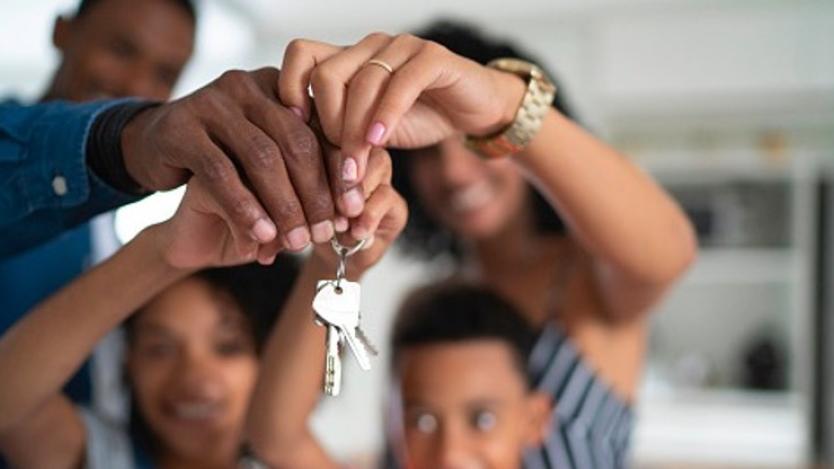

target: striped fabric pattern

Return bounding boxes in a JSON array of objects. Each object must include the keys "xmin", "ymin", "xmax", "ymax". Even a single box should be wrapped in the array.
[{"xmin": 523, "ymin": 324, "xmax": 633, "ymax": 469}]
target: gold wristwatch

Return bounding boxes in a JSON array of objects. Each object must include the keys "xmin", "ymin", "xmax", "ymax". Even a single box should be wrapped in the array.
[{"xmin": 465, "ymin": 58, "xmax": 557, "ymax": 159}]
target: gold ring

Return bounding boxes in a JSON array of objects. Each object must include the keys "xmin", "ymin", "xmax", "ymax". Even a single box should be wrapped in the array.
[{"xmin": 367, "ymin": 59, "xmax": 394, "ymax": 74}]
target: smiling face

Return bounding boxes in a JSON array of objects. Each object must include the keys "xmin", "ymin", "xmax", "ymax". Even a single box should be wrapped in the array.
[
  {"xmin": 408, "ymin": 136, "xmax": 529, "ymax": 242},
  {"xmin": 49, "ymin": 0, "xmax": 194, "ymax": 101},
  {"xmin": 398, "ymin": 340, "xmax": 550, "ymax": 469},
  {"xmin": 126, "ymin": 277, "xmax": 257, "ymax": 465}
]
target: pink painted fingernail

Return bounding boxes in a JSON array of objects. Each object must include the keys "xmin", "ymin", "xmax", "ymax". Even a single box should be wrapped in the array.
[
  {"xmin": 250, "ymin": 219, "xmax": 277, "ymax": 242},
  {"xmin": 284, "ymin": 226, "xmax": 310, "ymax": 251},
  {"xmin": 366, "ymin": 122, "xmax": 386, "ymax": 145},
  {"xmin": 289, "ymin": 106, "xmax": 305, "ymax": 121},
  {"xmin": 342, "ymin": 188, "xmax": 364, "ymax": 217},
  {"xmin": 342, "ymin": 157, "xmax": 358, "ymax": 183}
]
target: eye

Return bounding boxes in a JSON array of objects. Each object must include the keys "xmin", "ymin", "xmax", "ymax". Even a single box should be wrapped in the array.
[
  {"xmin": 410, "ymin": 412, "xmax": 438, "ymax": 434},
  {"xmin": 215, "ymin": 339, "xmax": 248, "ymax": 356},
  {"xmin": 470, "ymin": 409, "xmax": 497, "ymax": 432},
  {"xmin": 140, "ymin": 341, "xmax": 177, "ymax": 358}
]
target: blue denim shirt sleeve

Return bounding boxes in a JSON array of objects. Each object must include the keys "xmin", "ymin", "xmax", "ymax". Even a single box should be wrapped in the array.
[{"xmin": 0, "ymin": 99, "xmax": 145, "ymax": 258}]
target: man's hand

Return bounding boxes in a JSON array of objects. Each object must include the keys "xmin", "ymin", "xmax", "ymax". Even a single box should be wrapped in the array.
[{"xmin": 121, "ymin": 67, "xmax": 365, "ymax": 263}]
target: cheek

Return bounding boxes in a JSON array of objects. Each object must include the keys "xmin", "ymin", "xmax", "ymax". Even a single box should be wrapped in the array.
[
  {"xmin": 128, "ymin": 358, "xmax": 174, "ymax": 411},
  {"xmin": 226, "ymin": 357, "xmax": 259, "ymax": 398},
  {"xmin": 488, "ymin": 163, "xmax": 526, "ymax": 204}
]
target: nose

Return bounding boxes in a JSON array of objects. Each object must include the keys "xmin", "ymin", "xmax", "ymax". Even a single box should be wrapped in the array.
[
  {"xmin": 436, "ymin": 138, "xmax": 483, "ymax": 187},
  {"xmin": 436, "ymin": 424, "xmax": 477, "ymax": 469},
  {"xmin": 116, "ymin": 62, "xmax": 169, "ymax": 100},
  {"xmin": 172, "ymin": 351, "xmax": 225, "ymax": 400}
]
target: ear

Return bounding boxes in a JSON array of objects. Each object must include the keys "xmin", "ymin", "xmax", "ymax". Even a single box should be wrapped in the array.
[
  {"xmin": 523, "ymin": 391, "xmax": 553, "ymax": 447},
  {"xmin": 52, "ymin": 15, "xmax": 72, "ymax": 50}
]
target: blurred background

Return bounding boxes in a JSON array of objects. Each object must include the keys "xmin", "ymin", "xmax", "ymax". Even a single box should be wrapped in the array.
[{"xmin": 3, "ymin": 0, "xmax": 834, "ymax": 466}]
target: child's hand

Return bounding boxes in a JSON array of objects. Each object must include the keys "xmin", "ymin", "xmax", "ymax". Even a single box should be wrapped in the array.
[
  {"xmin": 157, "ymin": 177, "xmax": 264, "ymax": 269},
  {"xmin": 312, "ymin": 147, "xmax": 407, "ymax": 278}
]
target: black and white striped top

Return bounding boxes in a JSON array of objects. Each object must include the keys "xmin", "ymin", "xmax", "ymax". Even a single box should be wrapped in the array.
[{"xmin": 524, "ymin": 323, "xmax": 633, "ymax": 469}]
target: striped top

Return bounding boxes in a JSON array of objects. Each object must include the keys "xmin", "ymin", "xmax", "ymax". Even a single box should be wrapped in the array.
[{"xmin": 523, "ymin": 323, "xmax": 633, "ymax": 469}]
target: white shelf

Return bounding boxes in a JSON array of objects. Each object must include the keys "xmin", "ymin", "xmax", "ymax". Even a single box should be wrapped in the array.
[
  {"xmin": 632, "ymin": 388, "xmax": 807, "ymax": 466},
  {"xmin": 680, "ymin": 248, "xmax": 796, "ymax": 286}
]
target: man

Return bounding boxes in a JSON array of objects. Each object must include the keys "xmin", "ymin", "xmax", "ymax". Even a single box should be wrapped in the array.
[
  {"xmin": 0, "ymin": 0, "xmax": 198, "ymax": 407},
  {"xmin": 0, "ymin": 0, "xmax": 362, "ymax": 413}
]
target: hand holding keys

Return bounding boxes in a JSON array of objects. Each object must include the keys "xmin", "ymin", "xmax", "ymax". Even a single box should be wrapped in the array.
[{"xmin": 313, "ymin": 238, "xmax": 378, "ymax": 396}]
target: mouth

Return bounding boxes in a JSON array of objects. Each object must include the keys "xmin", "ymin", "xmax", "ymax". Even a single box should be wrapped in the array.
[
  {"xmin": 165, "ymin": 400, "xmax": 225, "ymax": 424},
  {"xmin": 449, "ymin": 181, "xmax": 493, "ymax": 215}
]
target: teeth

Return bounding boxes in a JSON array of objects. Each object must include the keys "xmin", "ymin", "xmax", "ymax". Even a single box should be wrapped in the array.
[
  {"xmin": 173, "ymin": 402, "xmax": 218, "ymax": 420},
  {"xmin": 450, "ymin": 182, "xmax": 492, "ymax": 213}
]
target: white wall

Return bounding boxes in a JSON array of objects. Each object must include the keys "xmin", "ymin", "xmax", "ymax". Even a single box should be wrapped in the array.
[{"xmin": 3, "ymin": 0, "xmax": 834, "ymax": 465}]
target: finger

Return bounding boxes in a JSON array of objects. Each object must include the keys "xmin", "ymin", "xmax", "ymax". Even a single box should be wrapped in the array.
[
  {"xmin": 206, "ymin": 106, "xmax": 311, "ymax": 252},
  {"xmin": 305, "ymin": 33, "xmax": 392, "ymax": 148},
  {"xmin": 188, "ymin": 132, "xmax": 277, "ymax": 246},
  {"xmin": 359, "ymin": 147, "xmax": 393, "ymax": 199},
  {"xmin": 367, "ymin": 44, "xmax": 453, "ymax": 147},
  {"xmin": 247, "ymin": 99, "xmax": 337, "ymax": 244},
  {"xmin": 320, "ymin": 137, "xmax": 364, "ymax": 219},
  {"xmin": 350, "ymin": 184, "xmax": 407, "ymax": 241},
  {"xmin": 341, "ymin": 34, "xmax": 423, "ymax": 183},
  {"xmin": 256, "ymin": 239, "xmax": 283, "ymax": 265},
  {"xmin": 279, "ymin": 40, "xmax": 341, "ymax": 122}
]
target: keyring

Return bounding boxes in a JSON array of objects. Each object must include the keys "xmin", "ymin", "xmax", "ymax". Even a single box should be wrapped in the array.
[
  {"xmin": 331, "ymin": 238, "xmax": 366, "ymax": 258},
  {"xmin": 331, "ymin": 238, "xmax": 366, "ymax": 289}
]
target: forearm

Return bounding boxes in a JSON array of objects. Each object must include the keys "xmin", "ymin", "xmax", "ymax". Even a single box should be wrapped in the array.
[
  {"xmin": 0, "ymin": 226, "xmax": 191, "ymax": 432},
  {"xmin": 0, "ymin": 99, "xmax": 150, "ymax": 258},
  {"xmin": 516, "ymin": 110, "xmax": 696, "ymax": 287},
  {"xmin": 245, "ymin": 256, "xmax": 339, "ymax": 468}
]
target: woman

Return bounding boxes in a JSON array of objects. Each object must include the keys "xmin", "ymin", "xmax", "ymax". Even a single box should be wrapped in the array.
[
  {"xmin": 277, "ymin": 21, "xmax": 697, "ymax": 467},
  {"xmin": 0, "ymin": 146, "xmax": 404, "ymax": 468}
]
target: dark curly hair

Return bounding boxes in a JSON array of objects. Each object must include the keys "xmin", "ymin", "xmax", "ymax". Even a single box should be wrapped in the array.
[
  {"xmin": 391, "ymin": 20, "xmax": 573, "ymax": 260},
  {"xmin": 125, "ymin": 254, "xmax": 301, "ymax": 460},
  {"xmin": 391, "ymin": 281, "xmax": 537, "ymax": 388}
]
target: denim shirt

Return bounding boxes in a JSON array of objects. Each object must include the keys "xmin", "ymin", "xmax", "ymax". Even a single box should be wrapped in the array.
[{"xmin": 0, "ymin": 99, "xmax": 143, "ymax": 258}]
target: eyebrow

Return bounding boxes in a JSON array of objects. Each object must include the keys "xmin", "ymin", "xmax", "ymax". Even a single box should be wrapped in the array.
[{"xmin": 131, "ymin": 322, "xmax": 175, "ymax": 338}]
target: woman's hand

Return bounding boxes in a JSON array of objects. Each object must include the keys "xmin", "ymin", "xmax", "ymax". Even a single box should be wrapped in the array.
[{"xmin": 279, "ymin": 33, "xmax": 526, "ymax": 182}]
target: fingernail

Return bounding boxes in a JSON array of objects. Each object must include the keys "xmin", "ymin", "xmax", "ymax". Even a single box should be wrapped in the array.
[
  {"xmin": 367, "ymin": 122, "xmax": 386, "ymax": 146},
  {"xmin": 289, "ymin": 106, "xmax": 305, "ymax": 121},
  {"xmin": 251, "ymin": 219, "xmax": 277, "ymax": 243},
  {"xmin": 362, "ymin": 235, "xmax": 375, "ymax": 250},
  {"xmin": 311, "ymin": 220, "xmax": 335, "ymax": 243},
  {"xmin": 284, "ymin": 226, "xmax": 310, "ymax": 251},
  {"xmin": 342, "ymin": 157, "xmax": 358, "ymax": 183},
  {"xmin": 334, "ymin": 216, "xmax": 350, "ymax": 233},
  {"xmin": 342, "ymin": 188, "xmax": 364, "ymax": 217}
]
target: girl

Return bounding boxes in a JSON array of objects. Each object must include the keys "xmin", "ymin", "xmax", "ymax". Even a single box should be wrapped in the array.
[{"xmin": 0, "ymin": 146, "xmax": 405, "ymax": 468}]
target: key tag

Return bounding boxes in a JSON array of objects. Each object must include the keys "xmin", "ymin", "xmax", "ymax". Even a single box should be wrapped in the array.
[{"xmin": 313, "ymin": 238, "xmax": 365, "ymax": 321}]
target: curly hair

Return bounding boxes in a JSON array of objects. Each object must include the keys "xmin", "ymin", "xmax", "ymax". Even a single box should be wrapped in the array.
[{"xmin": 391, "ymin": 20, "xmax": 573, "ymax": 260}]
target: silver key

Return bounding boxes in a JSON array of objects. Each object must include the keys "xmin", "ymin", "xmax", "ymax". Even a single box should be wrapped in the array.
[
  {"xmin": 323, "ymin": 324, "xmax": 342, "ymax": 396},
  {"xmin": 313, "ymin": 280, "xmax": 371, "ymax": 371},
  {"xmin": 355, "ymin": 325, "xmax": 378, "ymax": 356},
  {"xmin": 312, "ymin": 237, "xmax": 374, "ymax": 397}
]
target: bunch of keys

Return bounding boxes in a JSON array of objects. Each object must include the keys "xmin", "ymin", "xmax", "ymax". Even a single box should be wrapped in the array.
[{"xmin": 312, "ymin": 238, "xmax": 378, "ymax": 396}]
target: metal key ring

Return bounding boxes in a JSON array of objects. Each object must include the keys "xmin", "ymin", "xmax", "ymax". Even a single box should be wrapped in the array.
[{"xmin": 330, "ymin": 237, "xmax": 366, "ymax": 258}]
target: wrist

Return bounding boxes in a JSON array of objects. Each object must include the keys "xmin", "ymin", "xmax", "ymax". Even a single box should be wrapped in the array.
[
  {"xmin": 480, "ymin": 69, "xmax": 527, "ymax": 136},
  {"xmin": 120, "ymin": 105, "xmax": 158, "ymax": 191},
  {"xmin": 88, "ymin": 101, "xmax": 158, "ymax": 195},
  {"xmin": 136, "ymin": 223, "xmax": 197, "ymax": 279}
]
